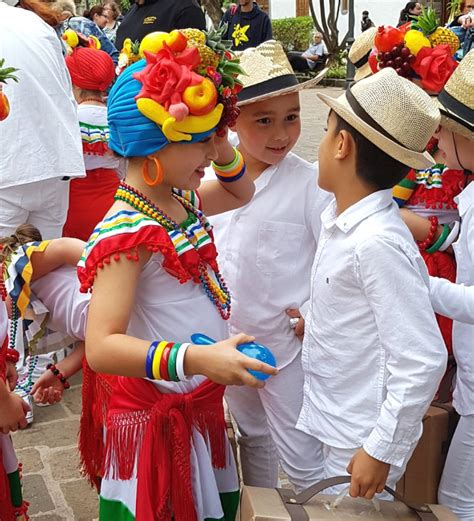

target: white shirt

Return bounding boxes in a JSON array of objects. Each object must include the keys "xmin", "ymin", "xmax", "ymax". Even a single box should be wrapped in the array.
[
  {"xmin": 207, "ymin": 152, "xmax": 332, "ymax": 369},
  {"xmin": 297, "ymin": 189, "xmax": 447, "ymax": 467},
  {"xmin": 430, "ymin": 182, "xmax": 474, "ymax": 416},
  {"xmin": 0, "ymin": 4, "xmax": 84, "ymax": 188}
]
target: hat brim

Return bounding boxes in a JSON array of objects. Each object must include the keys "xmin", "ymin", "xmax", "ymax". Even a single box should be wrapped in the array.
[
  {"xmin": 438, "ymin": 101, "xmax": 474, "ymax": 140},
  {"xmin": 318, "ymin": 92, "xmax": 436, "ymax": 170},
  {"xmin": 354, "ymin": 62, "xmax": 372, "ymax": 82},
  {"xmin": 238, "ymin": 68, "xmax": 329, "ymax": 107}
]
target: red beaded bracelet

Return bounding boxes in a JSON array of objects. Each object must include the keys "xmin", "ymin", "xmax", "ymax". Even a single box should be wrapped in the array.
[
  {"xmin": 6, "ymin": 348, "xmax": 20, "ymax": 364},
  {"xmin": 418, "ymin": 216, "xmax": 439, "ymax": 250},
  {"xmin": 46, "ymin": 363, "xmax": 70, "ymax": 390}
]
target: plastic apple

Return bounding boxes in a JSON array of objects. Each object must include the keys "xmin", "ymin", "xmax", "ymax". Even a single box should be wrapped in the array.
[
  {"xmin": 182, "ymin": 78, "xmax": 218, "ymax": 116},
  {"xmin": 167, "ymin": 30, "xmax": 188, "ymax": 52},
  {"xmin": 368, "ymin": 48, "xmax": 379, "ymax": 73}
]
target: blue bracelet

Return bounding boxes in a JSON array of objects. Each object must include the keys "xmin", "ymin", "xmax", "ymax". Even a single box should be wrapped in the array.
[
  {"xmin": 215, "ymin": 165, "xmax": 246, "ymax": 183},
  {"xmin": 145, "ymin": 341, "xmax": 159, "ymax": 379}
]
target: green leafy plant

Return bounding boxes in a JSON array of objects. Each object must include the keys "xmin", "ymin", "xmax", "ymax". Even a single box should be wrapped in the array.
[{"xmin": 272, "ymin": 16, "xmax": 315, "ymax": 52}]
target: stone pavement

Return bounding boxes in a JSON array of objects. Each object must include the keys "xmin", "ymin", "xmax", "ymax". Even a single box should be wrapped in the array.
[{"xmin": 11, "ymin": 85, "xmax": 344, "ymax": 520}]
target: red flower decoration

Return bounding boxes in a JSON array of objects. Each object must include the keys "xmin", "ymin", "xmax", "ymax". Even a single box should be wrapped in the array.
[
  {"xmin": 133, "ymin": 45, "xmax": 204, "ymax": 109},
  {"xmin": 412, "ymin": 44, "xmax": 458, "ymax": 94}
]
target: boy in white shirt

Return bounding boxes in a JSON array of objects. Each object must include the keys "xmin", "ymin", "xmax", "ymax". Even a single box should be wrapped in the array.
[
  {"xmin": 207, "ymin": 40, "xmax": 330, "ymax": 490},
  {"xmin": 296, "ymin": 68, "xmax": 447, "ymax": 499}
]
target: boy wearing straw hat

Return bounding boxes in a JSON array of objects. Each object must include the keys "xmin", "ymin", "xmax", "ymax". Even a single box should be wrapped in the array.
[
  {"xmin": 295, "ymin": 68, "xmax": 447, "ymax": 499},
  {"xmin": 206, "ymin": 40, "xmax": 330, "ymax": 490},
  {"xmin": 400, "ymin": 50, "xmax": 474, "ymax": 519}
]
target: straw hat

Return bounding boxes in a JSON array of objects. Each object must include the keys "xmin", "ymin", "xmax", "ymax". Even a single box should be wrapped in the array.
[
  {"xmin": 318, "ymin": 68, "xmax": 440, "ymax": 170},
  {"xmin": 349, "ymin": 27, "xmax": 376, "ymax": 82},
  {"xmin": 237, "ymin": 40, "xmax": 328, "ymax": 106},
  {"xmin": 437, "ymin": 49, "xmax": 474, "ymax": 139}
]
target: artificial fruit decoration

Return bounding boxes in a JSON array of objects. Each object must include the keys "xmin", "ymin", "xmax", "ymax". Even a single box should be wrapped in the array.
[
  {"xmin": 374, "ymin": 25, "xmax": 405, "ymax": 52},
  {"xmin": 182, "ymin": 77, "xmax": 218, "ymax": 116},
  {"xmin": 0, "ymin": 59, "xmax": 19, "ymax": 121},
  {"xmin": 412, "ymin": 6, "xmax": 459, "ymax": 55},
  {"xmin": 404, "ymin": 29, "xmax": 431, "ymax": 55}
]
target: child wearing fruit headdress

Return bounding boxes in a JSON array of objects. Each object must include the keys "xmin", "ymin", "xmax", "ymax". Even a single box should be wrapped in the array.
[
  {"xmin": 76, "ymin": 28, "xmax": 276, "ymax": 521},
  {"xmin": 370, "ymin": 13, "xmax": 462, "ymax": 399},
  {"xmin": 205, "ymin": 40, "xmax": 331, "ymax": 491},
  {"xmin": 401, "ymin": 50, "xmax": 474, "ymax": 521},
  {"xmin": 62, "ymin": 42, "xmax": 121, "ymax": 242}
]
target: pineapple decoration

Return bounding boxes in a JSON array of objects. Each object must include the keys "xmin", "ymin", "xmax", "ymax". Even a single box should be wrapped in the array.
[
  {"xmin": 116, "ymin": 38, "xmax": 141, "ymax": 75},
  {"xmin": 411, "ymin": 6, "xmax": 459, "ymax": 55},
  {"xmin": 0, "ymin": 58, "xmax": 19, "ymax": 122}
]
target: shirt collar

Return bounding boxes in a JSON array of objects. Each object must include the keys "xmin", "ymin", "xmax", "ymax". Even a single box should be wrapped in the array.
[
  {"xmin": 321, "ymin": 189, "xmax": 394, "ymax": 233},
  {"xmin": 455, "ymin": 181, "xmax": 474, "ymax": 217}
]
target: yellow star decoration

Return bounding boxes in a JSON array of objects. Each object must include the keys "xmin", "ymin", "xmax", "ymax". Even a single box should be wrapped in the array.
[{"xmin": 232, "ymin": 24, "xmax": 250, "ymax": 47}]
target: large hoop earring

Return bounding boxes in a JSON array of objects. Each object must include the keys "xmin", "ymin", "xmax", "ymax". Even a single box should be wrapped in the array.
[{"xmin": 142, "ymin": 156, "xmax": 164, "ymax": 186}]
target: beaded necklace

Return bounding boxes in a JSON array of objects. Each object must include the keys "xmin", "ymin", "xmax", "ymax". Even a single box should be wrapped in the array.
[{"xmin": 114, "ymin": 182, "xmax": 231, "ymax": 320}]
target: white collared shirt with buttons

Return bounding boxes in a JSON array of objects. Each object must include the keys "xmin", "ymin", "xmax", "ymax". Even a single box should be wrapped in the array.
[
  {"xmin": 430, "ymin": 181, "xmax": 474, "ymax": 416},
  {"xmin": 207, "ymin": 152, "xmax": 332, "ymax": 369},
  {"xmin": 296, "ymin": 189, "xmax": 447, "ymax": 468}
]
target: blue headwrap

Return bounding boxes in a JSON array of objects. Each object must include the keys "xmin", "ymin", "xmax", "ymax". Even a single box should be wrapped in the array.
[{"xmin": 107, "ymin": 60, "xmax": 215, "ymax": 158}]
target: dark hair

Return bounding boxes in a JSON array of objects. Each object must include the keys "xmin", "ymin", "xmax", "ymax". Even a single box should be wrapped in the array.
[
  {"xmin": 0, "ymin": 224, "xmax": 43, "ymax": 264},
  {"xmin": 362, "ymin": 10, "xmax": 369, "ymax": 15},
  {"xmin": 83, "ymin": 5, "xmax": 105, "ymax": 20},
  {"xmin": 18, "ymin": 0, "xmax": 62, "ymax": 26},
  {"xmin": 332, "ymin": 111, "xmax": 411, "ymax": 190},
  {"xmin": 398, "ymin": 2, "xmax": 419, "ymax": 25},
  {"xmin": 103, "ymin": 1, "xmax": 120, "ymax": 19}
]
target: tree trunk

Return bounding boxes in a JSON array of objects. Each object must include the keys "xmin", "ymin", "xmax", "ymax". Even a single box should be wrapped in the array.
[{"xmin": 201, "ymin": 0, "xmax": 224, "ymax": 26}]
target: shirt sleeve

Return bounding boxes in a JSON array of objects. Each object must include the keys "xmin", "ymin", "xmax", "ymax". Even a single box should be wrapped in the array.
[
  {"xmin": 262, "ymin": 15, "xmax": 273, "ymax": 41},
  {"xmin": 175, "ymin": 5, "xmax": 206, "ymax": 30},
  {"xmin": 355, "ymin": 236, "xmax": 447, "ymax": 467},
  {"xmin": 430, "ymin": 276, "xmax": 474, "ymax": 324}
]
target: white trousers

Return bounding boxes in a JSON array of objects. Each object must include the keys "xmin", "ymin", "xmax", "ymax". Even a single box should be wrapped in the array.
[
  {"xmin": 319, "ymin": 443, "xmax": 413, "ymax": 498},
  {"xmin": 0, "ymin": 177, "xmax": 70, "ymax": 239},
  {"xmin": 225, "ymin": 352, "xmax": 324, "ymax": 492},
  {"xmin": 438, "ymin": 414, "xmax": 474, "ymax": 520}
]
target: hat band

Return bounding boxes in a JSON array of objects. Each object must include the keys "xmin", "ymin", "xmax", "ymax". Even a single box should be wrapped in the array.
[
  {"xmin": 352, "ymin": 50, "xmax": 371, "ymax": 70},
  {"xmin": 346, "ymin": 86, "xmax": 409, "ymax": 149},
  {"xmin": 238, "ymin": 74, "xmax": 299, "ymax": 103},
  {"xmin": 439, "ymin": 88, "xmax": 474, "ymax": 130}
]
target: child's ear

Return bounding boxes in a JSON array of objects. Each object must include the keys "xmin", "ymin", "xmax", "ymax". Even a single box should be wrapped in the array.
[{"xmin": 335, "ymin": 129, "xmax": 352, "ymax": 160}]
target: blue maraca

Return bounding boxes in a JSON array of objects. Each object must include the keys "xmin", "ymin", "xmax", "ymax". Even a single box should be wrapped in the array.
[{"xmin": 190, "ymin": 333, "xmax": 277, "ymax": 381}]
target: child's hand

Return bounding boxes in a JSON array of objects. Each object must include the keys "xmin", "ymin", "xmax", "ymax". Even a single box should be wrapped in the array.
[
  {"xmin": 286, "ymin": 309, "xmax": 305, "ymax": 341},
  {"xmin": 0, "ymin": 386, "xmax": 30, "ymax": 433},
  {"xmin": 30, "ymin": 371, "xmax": 64, "ymax": 405},
  {"xmin": 185, "ymin": 333, "xmax": 278, "ymax": 388},
  {"xmin": 346, "ymin": 448, "xmax": 390, "ymax": 499},
  {"xmin": 6, "ymin": 361, "xmax": 18, "ymax": 391}
]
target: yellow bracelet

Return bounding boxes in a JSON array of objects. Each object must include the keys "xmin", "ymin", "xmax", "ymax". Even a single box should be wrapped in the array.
[{"xmin": 152, "ymin": 340, "xmax": 168, "ymax": 380}]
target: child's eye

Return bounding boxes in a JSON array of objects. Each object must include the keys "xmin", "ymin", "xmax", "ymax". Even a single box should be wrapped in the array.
[
  {"xmin": 256, "ymin": 118, "xmax": 271, "ymax": 124},
  {"xmin": 286, "ymin": 114, "xmax": 300, "ymax": 122},
  {"xmin": 323, "ymin": 127, "xmax": 328, "ymax": 132}
]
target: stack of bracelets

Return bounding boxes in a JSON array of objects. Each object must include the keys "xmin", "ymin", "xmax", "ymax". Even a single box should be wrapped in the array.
[
  {"xmin": 145, "ymin": 341, "xmax": 191, "ymax": 381},
  {"xmin": 46, "ymin": 363, "xmax": 71, "ymax": 390},
  {"xmin": 212, "ymin": 147, "xmax": 245, "ymax": 183},
  {"xmin": 417, "ymin": 216, "xmax": 461, "ymax": 253}
]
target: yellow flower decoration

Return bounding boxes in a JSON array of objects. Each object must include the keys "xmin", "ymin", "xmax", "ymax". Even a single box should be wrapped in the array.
[{"xmin": 232, "ymin": 24, "xmax": 250, "ymax": 47}]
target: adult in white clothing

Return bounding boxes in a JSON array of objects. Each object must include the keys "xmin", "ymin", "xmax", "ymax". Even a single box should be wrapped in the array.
[{"xmin": 0, "ymin": 1, "xmax": 85, "ymax": 240}]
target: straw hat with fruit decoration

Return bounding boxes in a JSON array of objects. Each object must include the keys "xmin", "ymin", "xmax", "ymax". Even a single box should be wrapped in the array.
[
  {"xmin": 318, "ymin": 68, "xmax": 440, "ymax": 170},
  {"xmin": 348, "ymin": 26, "xmax": 377, "ymax": 81},
  {"xmin": 437, "ymin": 49, "xmax": 474, "ymax": 139},
  {"xmin": 236, "ymin": 40, "xmax": 328, "ymax": 106},
  {"xmin": 107, "ymin": 27, "xmax": 244, "ymax": 157}
]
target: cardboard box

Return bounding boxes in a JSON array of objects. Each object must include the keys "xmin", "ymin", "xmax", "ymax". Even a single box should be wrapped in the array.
[
  {"xmin": 396, "ymin": 403, "xmax": 458, "ymax": 504},
  {"xmin": 240, "ymin": 485, "xmax": 458, "ymax": 521}
]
